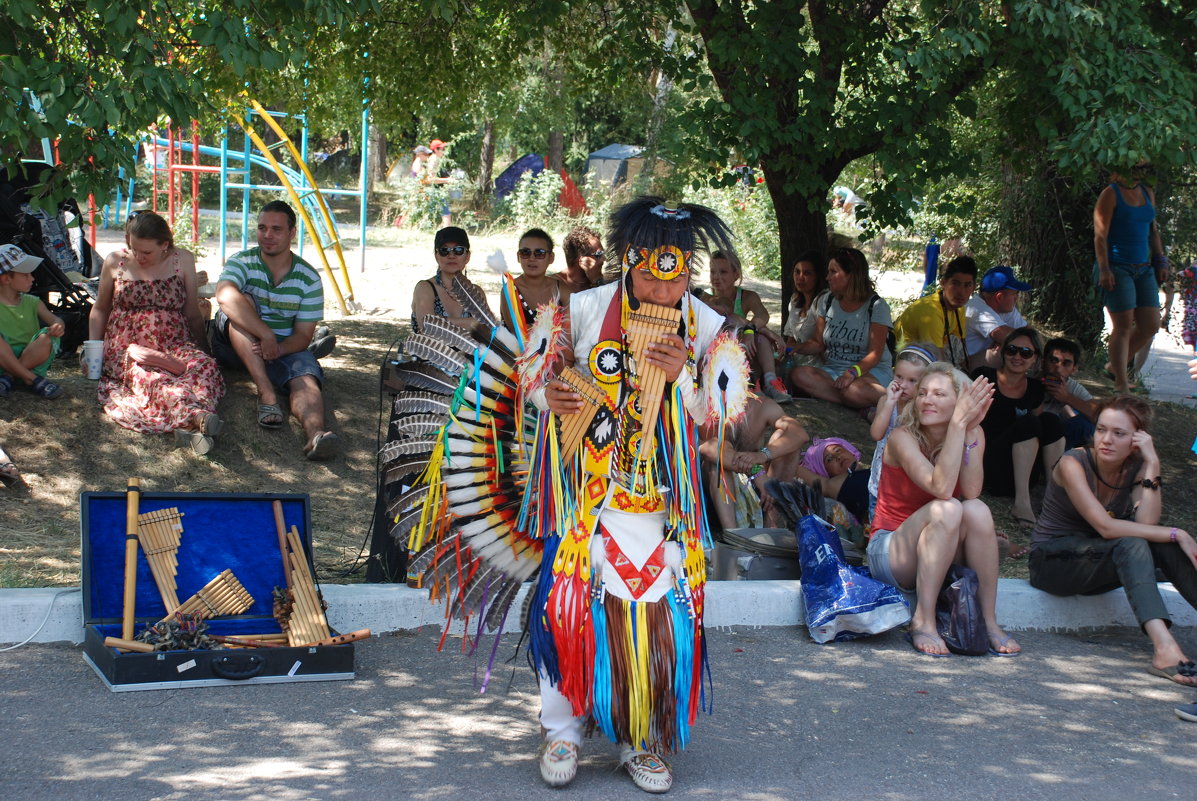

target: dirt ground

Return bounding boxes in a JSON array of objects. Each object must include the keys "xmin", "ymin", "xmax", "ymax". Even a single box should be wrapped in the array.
[{"xmin": 2, "ymin": 223, "xmax": 1195, "ymax": 587}]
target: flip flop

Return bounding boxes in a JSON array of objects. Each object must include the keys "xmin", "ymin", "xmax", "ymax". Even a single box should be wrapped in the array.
[
  {"xmin": 257, "ymin": 403, "xmax": 284, "ymax": 429},
  {"xmin": 305, "ymin": 431, "xmax": 341, "ymax": 461},
  {"xmin": 0, "ymin": 459, "xmax": 24, "ymax": 489},
  {"xmin": 1148, "ymin": 661, "xmax": 1197, "ymax": 686},
  {"xmin": 173, "ymin": 429, "xmax": 214, "ymax": 456},
  {"xmin": 988, "ymin": 633, "xmax": 1022, "ymax": 657},
  {"xmin": 907, "ymin": 629, "xmax": 951, "ymax": 658}
]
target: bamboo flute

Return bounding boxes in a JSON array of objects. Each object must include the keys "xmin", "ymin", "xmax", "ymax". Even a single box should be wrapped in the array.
[
  {"xmin": 272, "ymin": 500, "xmax": 292, "ymax": 589},
  {"xmin": 121, "ymin": 478, "xmax": 141, "ymax": 641}
]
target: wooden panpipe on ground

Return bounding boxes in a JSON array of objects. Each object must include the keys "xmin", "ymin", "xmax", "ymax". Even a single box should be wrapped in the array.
[
  {"xmin": 137, "ymin": 507, "xmax": 184, "ymax": 612},
  {"xmin": 624, "ymin": 301, "xmax": 682, "ymax": 456},
  {"xmin": 554, "ymin": 366, "xmax": 606, "ymax": 457},
  {"xmin": 282, "ymin": 527, "xmax": 331, "ymax": 646},
  {"xmin": 160, "ymin": 569, "xmax": 253, "ymax": 623}
]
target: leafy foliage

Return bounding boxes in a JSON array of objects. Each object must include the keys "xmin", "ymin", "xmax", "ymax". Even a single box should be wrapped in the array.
[{"xmin": 0, "ymin": 0, "xmax": 376, "ymax": 204}]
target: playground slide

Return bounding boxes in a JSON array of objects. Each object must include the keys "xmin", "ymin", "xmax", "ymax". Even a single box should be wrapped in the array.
[{"xmin": 152, "ymin": 137, "xmax": 354, "ymax": 313}]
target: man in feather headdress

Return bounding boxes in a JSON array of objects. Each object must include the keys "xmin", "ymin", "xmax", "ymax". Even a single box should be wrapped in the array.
[{"xmin": 530, "ymin": 196, "xmax": 747, "ymax": 793}]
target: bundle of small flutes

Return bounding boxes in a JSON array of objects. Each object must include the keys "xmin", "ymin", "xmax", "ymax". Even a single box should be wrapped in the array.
[
  {"xmin": 281, "ymin": 526, "xmax": 331, "ymax": 646},
  {"xmin": 160, "ymin": 569, "xmax": 253, "ymax": 623}
]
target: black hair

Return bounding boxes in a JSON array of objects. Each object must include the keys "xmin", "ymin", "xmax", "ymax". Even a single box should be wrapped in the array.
[
  {"xmin": 520, "ymin": 228, "xmax": 554, "ymax": 250},
  {"xmin": 941, "ymin": 255, "xmax": 977, "ymax": 281},
  {"xmin": 261, "ymin": 200, "xmax": 297, "ymax": 229},
  {"xmin": 1043, "ymin": 337, "xmax": 1082, "ymax": 364}
]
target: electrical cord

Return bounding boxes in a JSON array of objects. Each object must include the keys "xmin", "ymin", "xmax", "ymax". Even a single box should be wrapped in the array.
[
  {"xmin": 330, "ymin": 337, "xmax": 402, "ymax": 578},
  {"xmin": 0, "ymin": 587, "xmax": 81, "ymax": 651}
]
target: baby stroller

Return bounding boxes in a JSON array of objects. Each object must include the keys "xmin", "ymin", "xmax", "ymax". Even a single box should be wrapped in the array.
[{"xmin": 0, "ymin": 162, "xmax": 97, "ymax": 355}]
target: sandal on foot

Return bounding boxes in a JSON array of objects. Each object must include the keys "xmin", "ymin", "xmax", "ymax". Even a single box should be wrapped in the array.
[
  {"xmin": 257, "ymin": 403, "xmax": 284, "ymax": 429},
  {"xmin": 907, "ymin": 629, "xmax": 951, "ymax": 658},
  {"xmin": 1148, "ymin": 660, "xmax": 1197, "ymax": 686},
  {"xmin": 538, "ymin": 740, "xmax": 578, "ymax": 787},
  {"xmin": 196, "ymin": 411, "xmax": 223, "ymax": 436},
  {"xmin": 988, "ymin": 633, "xmax": 1022, "ymax": 657},
  {"xmin": 174, "ymin": 429, "xmax": 214, "ymax": 456},
  {"xmin": 0, "ymin": 460, "xmax": 24, "ymax": 489},
  {"xmin": 623, "ymin": 752, "xmax": 672, "ymax": 794},
  {"xmin": 29, "ymin": 376, "xmax": 62, "ymax": 399},
  {"xmin": 305, "ymin": 431, "xmax": 341, "ymax": 461}
]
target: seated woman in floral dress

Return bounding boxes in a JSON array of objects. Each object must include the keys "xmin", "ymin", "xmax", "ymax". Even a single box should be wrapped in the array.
[{"xmin": 90, "ymin": 211, "xmax": 225, "ymax": 454}]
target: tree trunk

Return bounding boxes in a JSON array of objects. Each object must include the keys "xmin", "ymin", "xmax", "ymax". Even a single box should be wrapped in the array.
[
  {"xmin": 762, "ymin": 169, "xmax": 829, "ymax": 328},
  {"xmin": 476, "ymin": 119, "xmax": 495, "ymax": 208},
  {"xmin": 547, "ymin": 130, "xmax": 564, "ymax": 173},
  {"xmin": 1000, "ymin": 156, "xmax": 1104, "ymax": 350},
  {"xmin": 367, "ymin": 124, "xmax": 386, "ymax": 191}
]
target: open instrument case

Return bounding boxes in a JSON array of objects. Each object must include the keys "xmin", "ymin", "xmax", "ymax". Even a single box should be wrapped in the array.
[{"xmin": 80, "ymin": 491, "xmax": 355, "ymax": 691}]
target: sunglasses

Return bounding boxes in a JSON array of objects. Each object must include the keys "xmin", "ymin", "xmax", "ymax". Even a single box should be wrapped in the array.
[
  {"xmin": 436, "ymin": 246, "xmax": 467, "ymax": 256},
  {"xmin": 517, "ymin": 247, "xmax": 549, "ymax": 258},
  {"xmin": 1004, "ymin": 345, "xmax": 1037, "ymax": 359},
  {"xmin": 587, "ymin": 250, "xmax": 605, "ymax": 260}
]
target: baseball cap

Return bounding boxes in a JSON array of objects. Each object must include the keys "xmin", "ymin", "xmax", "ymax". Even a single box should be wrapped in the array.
[
  {"xmin": 429, "ymin": 139, "xmax": 446, "ymax": 151},
  {"xmin": 413, "ymin": 145, "xmax": 432, "ymax": 155},
  {"xmin": 980, "ymin": 265, "xmax": 1032, "ymax": 293},
  {"xmin": 434, "ymin": 226, "xmax": 470, "ymax": 251},
  {"xmin": 0, "ymin": 244, "xmax": 42, "ymax": 276}
]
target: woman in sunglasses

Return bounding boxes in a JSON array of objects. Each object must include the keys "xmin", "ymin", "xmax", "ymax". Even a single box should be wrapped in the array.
[
  {"xmin": 411, "ymin": 226, "xmax": 493, "ymax": 333},
  {"xmin": 499, "ymin": 228, "xmax": 570, "ymax": 337},
  {"xmin": 970, "ymin": 326, "xmax": 1065, "ymax": 529}
]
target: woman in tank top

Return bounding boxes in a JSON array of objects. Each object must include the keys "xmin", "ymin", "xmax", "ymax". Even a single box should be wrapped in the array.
[
  {"xmin": 1029, "ymin": 394, "xmax": 1197, "ymax": 686},
  {"xmin": 868, "ymin": 362, "xmax": 1021, "ymax": 656}
]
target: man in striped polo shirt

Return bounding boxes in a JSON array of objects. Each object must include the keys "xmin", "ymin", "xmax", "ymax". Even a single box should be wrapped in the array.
[{"xmin": 212, "ymin": 200, "xmax": 340, "ymax": 460}]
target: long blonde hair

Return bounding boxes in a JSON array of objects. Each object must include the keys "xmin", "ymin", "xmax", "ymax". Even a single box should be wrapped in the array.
[{"xmin": 897, "ymin": 361, "xmax": 965, "ymax": 463}]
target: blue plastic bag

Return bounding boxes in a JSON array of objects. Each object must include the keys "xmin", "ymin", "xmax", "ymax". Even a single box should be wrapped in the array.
[{"xmin": 797, "ymin": 514, "xmax": 911, "ymax": 643}]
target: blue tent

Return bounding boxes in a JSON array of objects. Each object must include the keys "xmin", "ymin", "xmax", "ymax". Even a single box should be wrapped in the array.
[{"xmin": 494, "ymin": 154, "xmax": 545, "ymax": 199}]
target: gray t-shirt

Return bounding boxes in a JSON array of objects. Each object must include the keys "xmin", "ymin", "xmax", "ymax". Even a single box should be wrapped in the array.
[
  {"xmin": 1041, "ymin": 377, "xmax": 1093, "ymax": 418},
  {"xmin": 821, "ymin": 294, "xmax": 893, "ymax": 373}
]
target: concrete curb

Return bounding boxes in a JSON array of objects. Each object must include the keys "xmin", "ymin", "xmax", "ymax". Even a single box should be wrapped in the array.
[{"xmin": 3, "ymin": 578, "xmax": 1194, "ymax": 645}]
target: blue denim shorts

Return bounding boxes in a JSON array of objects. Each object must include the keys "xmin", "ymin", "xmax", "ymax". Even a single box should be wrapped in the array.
[
  {"xmin": 211, "ymin": 311, "xmax": 324, "ymax": 391},
  {"xmin": 866, "ymin": 528, "xmax": 913, "ymax": 592},
  {"xmin": 1094, "ymin": 261, "xmax": 1160, "ymax": 313}
]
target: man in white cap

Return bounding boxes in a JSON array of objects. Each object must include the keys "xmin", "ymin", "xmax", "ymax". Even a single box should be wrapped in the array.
[
  {"xmin": 965, "ymin": 264, "xmax": 1032, "ymax": 370},
  {"xmin": 0, "ymin": 244, "xmax": 64, "ymax": 398}
]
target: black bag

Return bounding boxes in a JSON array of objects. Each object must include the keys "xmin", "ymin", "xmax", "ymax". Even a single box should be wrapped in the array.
[{"xmin": 935, "ymin": 563, "xmax": 989, "ymax": 655}]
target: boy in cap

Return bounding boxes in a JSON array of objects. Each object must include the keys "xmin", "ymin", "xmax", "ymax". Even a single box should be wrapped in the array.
[
  {"xmin": 965, "ymin": 264, "xmax": 1032, "ymax": 369},
  {"xmin": 0, "ymin": 244, "xmax": 64, "ymax": 398}
]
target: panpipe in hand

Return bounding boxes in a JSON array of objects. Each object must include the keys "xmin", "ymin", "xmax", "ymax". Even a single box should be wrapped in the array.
[
  {"xmin": 160, "ymin": 569, "xmax": 253, "ymax": 623},
  {"xmin": 624, "ymin": 302, "xmax": 682, "ymax": 456},
  {"xmin": 554, "ymin": 366, "xmax": 606, "ymax": 458},
  {"xmin": 283, "ymin": 527, "xmax": 331, "ymax": 646},
  {"xmin": 137, "ymin": 507, "xmax": 184, "ymax": 612}
]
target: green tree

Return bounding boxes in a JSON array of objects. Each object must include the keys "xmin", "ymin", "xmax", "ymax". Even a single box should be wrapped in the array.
[{"xmin": 0, "ymin": 0, "xmax": 375, "ymax": 204}]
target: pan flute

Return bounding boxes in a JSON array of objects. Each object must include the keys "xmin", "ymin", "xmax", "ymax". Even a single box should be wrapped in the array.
[
  {"xmin": 554, "ymin": 366, "xmax": 607, "ymax": 458},
  {"xmin": 625, "ymin": 302, "xmax": 682, "ymax": 457},
  {"xmin": 160, "ymin": 569, "xmax": 253, "ymax": 623},
  {"xmin": 138, "ymin": 507, "xmax": 184, "ymax": 612},
  {"xmin": 283, "ymin": 527, "xmax": 331, "ymax": 646}
]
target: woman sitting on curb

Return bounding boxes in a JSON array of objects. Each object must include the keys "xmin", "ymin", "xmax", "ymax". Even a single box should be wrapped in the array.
[
  {"xmin": 1029, "ymin": 395, "xmax": 1197, "ymax": 686},
  {"xmin": 869, "ymin": 362, "xmax": 1022, "ymax": 657}
]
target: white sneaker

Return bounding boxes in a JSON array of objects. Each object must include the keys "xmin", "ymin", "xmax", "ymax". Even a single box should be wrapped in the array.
[
  {"xmin": 539, "ymin": 740, "xmax": 578, "ymax": 787},
  {"xmin": 623, "ymin": 751, "xmax": 672, "ymax": 793}
]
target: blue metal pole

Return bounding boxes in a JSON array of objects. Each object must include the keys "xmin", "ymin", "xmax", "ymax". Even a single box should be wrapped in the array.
[{"xmin": 220, "ymin": 119, "xmax": 229, "ymax": 264}]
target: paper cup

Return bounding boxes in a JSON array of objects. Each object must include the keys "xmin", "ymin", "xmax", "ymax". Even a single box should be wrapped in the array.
[{"xmin": 82, "ymin": 339, "xmax": 104, "ymax": 380}]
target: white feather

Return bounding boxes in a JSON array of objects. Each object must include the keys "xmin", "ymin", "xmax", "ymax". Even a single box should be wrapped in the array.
[{"xmin": 486, "ymin": 249, "xmax": 509, "ymax": 274}]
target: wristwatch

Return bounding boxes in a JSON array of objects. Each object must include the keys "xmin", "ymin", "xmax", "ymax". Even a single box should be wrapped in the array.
[{"xmin": 760, "ymin": 446, "xmax": 773, "ymax": 463}]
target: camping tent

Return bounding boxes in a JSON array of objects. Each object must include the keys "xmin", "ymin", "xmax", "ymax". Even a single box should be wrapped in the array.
[
  {"xmin": 493, "ymin": 154, "xmax": 545, "ymax": 200},
  {"xmin": 585, "ymin": 144, "xmax": 670, "ymax": 187}
]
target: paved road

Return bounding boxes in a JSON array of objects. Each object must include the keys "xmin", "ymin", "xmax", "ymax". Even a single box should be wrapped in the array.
[{"xmin": 1, "ymin": 626, "xmax": 1194, "ymax": 801}]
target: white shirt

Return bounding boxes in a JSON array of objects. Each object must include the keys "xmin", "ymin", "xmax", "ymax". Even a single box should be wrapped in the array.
[{"xmin": 965, "ymin": 294, "xmax": 1026, "ymax": 356}]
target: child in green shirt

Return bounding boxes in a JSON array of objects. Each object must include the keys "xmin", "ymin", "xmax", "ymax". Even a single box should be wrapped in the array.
[{"xmin": 0, "ymin": 244, "xmax": 64, "ymax": 398}]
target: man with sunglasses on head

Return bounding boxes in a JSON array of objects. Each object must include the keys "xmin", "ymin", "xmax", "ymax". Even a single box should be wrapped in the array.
[
  {"xmin": 1040, "ymin": 337, "xmax": 1098, "ymax": 449},
  {"xmin": 212, "ymin": 200, "xmax": 339, "ymax": 460},
  {"xmin": 965, "ymin": 264, "xmax": 1032, "ymax": 370},
  {"xmin": 560, "ymin": 225, "xmax": 606, "ymax": 293},
  {"xmin": 894, "ymin": 255, "xmax": 976, "ymax": 369}
]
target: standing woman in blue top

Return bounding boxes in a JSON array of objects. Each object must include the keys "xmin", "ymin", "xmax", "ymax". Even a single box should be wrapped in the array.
[{"xmin": 1094, "ymin": 162, "xmax": 1167, "ymax": 394}]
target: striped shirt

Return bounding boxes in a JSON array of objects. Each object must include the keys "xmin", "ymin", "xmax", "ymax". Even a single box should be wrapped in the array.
[{"xmin": 218, "ymin": 248, "xmax": 324, "ymax": 338}]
